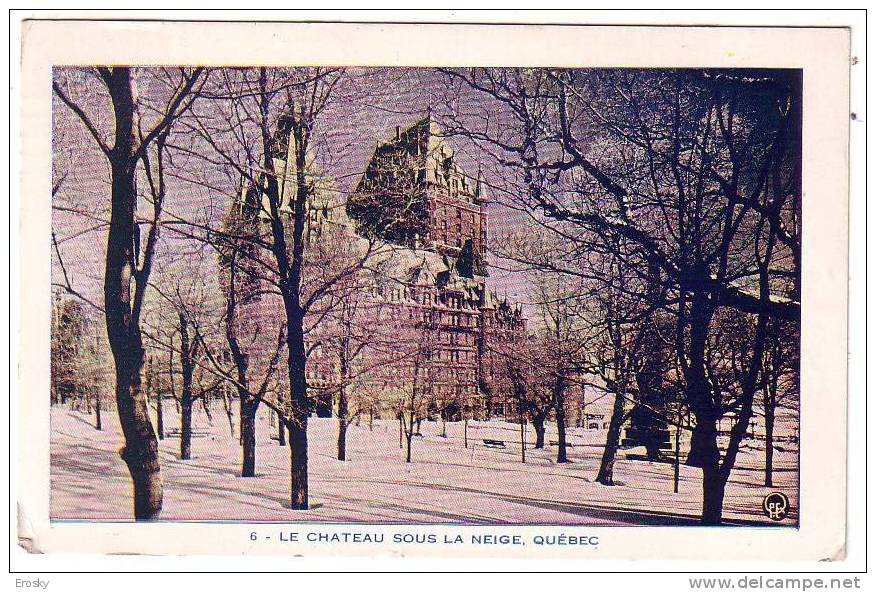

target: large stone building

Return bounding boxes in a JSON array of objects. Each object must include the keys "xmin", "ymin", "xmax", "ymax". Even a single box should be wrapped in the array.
[
  {"xmin": 228, "ymin": 113, "xmax": 528, "ymax": 422},
  {"xmin": 343, "ymin": 115, "xmax": 526, "ymax": 419}
]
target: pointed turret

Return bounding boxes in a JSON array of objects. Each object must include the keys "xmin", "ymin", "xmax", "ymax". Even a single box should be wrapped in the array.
[{"xmin": 348, "ymin": 115, "xmax": 488, "ymax": 264}]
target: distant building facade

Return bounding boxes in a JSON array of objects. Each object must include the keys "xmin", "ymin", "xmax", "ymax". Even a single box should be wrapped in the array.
[{"xmin": 344, "ymin": 115, "xmax": 526, "ymax": 419}]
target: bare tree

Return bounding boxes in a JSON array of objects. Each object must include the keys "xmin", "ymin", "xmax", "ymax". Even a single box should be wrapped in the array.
[
  {"xmin": 440, "ymin": 67, "xmax": 800, "ymax": 524},
  {"xmin": 53, "ymin": 66, "xmax": 206, "ymax": 520},
  {"xmin": 759, "ymin": 319, "xmax": 799, "ymax": 486},
  {"xmin": 578, "ymin": 247, "xmax": 674, "ymax": 485},
  {"xmin": 176, "ymin": 310, "xmax": 198, "ymax": 459},
  {"xmin": 588, "ymin": 267, "xmax": 654, "ymax": 485},
  {"xmin": 398, "ymin": 322, "xmax": 435, "ymax": 464},
  {"xmin": 364, "ymin": 292, "xmax": 440, "ymax": 465},
  {"xmin": 174, "ymin": 67, "xmax": 382, "ymax": 508},
  {"xmin": 327, "ymin": 292, "xmax": 368, "ymax": 461},
  {"xmin": 532, "ymin": 274, "xmax": 590, "ymax": 464},
  {"xmin": 213, "ymin": 196, "xmax": 283, "ymax": 476}
]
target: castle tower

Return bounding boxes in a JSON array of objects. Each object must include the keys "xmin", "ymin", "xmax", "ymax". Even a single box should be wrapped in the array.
[{"xmin": 347, "ymin": 114, "xmax": 488, "ymax": 276}]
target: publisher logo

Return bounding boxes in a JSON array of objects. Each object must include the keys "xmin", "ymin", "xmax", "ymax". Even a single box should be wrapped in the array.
[{"xmin": 762, "ymin": 492, "xmax": 790, "ymax": 521}]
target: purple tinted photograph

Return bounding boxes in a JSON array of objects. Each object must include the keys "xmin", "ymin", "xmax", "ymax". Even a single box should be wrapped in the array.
[{"xmin": 50, "ymin": 66, "xmax": 801, "ymax": 527}]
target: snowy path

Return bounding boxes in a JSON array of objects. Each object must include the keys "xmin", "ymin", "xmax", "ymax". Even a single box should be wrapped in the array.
[{"xmin": 50, "ymin": 406, "xmax": 798, "ymax": 526}]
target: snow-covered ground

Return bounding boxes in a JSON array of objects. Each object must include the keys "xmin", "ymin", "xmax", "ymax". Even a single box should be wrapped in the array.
[{"xmin": 50, "ymin": 405, "xmax": 798, "ymax": 525}]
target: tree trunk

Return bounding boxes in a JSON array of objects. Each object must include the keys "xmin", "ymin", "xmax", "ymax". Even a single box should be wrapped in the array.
[
  {"xmin": 261, "ymin": 120, "xmax": 312, "ymax": 503},
  {"xmin": 288, "ymin": 419, "xmax": 308, "ymax": 509},
  {"xmin": 764, "ymin": 390, "xmax": 776, "ymax": 487},
  {"xmin": 765, "ymin": 409, "xmax": 775, "ymax": 488},
  {"xmin": 267, "ymin": 114, "xmax": 315, "ymax": 512},
  {"xmin": 704, "ymin": 234, "xmax": 773, "ymax": 522},
  {"xmin": 532, "ymin": 412, "xmax": 546, "ymax": 449},
  {"xmin": 156, "ymin": 390, "xmax": 164, "ymax": 440},
  {"xmin": 286, "ymin": 314, "xmax": 310, "ymax": 509},
  {"xmin": 405, "ymin": 408, "xmax": 415, "ymax": 463},
  {"xmin": 221, "ymin": 390, "xmax": 234, "ymax": 439},
  {"xmin": 109, "ymin": 318, "xmax": 162, "ymax": 519},
  {"xmin": 94, "ymin": 391, "xmax": 102, "ymax": 431},
  {"xmin": 180, "ymin": 395, "xmax": 192, "ymax": 460},
  {"xmin": 680, "ymin": 291, "xmax": 726, "ymax": 524},
  {"xmin": 701, "ymin": 460, "xmax": 728, "ymax": 526},
  {"xmin": 687, "ymin": 418, "xmax": 725, "ymax": 524},
  {"xmin": 165, "ymin": 338, "xmax": 175, "ymax": 440},
  {"xmin": 596, "ymin": 389, "xmax": 626, "ymax": 485},
  {"xmin": 115, "ymin": 364, "xmax": 163, "ymax": 521},
  {"xmin": 278, "ymin": 414, "xmax": 287, "ymax": 446},
  {"xmin": 178, "ymin": 313, "xmax": 193, "ymax": 461},
  {"xmin": 337, "ymin": 385, "xmax": 348, "ymax": 461},
  {"xmin": 102, "ymin": 70, "xmax": 163, "ymax": 520},
  {"xmin": 239, "ymin": 393, "xmax": 245, "ymax": 445},
  {"xmin": 555, "ymin": 391, "xmax": 569, "ymax": 463},
  {"xmin": 337, "ymin": 419, "xmax": 347, "ymax": 461},
  {"xmin": 519, "ymin": 416, "xmax": 526, "ymax": 463},
  {"xmin": 240, "ymin": 395, "xmax": 258, "ymax": 477}
]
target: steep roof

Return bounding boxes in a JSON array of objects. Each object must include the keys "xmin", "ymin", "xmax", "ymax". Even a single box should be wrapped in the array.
[{"xmin": 358, "ymin": 113, "xmax": 481, "ymax": 202}]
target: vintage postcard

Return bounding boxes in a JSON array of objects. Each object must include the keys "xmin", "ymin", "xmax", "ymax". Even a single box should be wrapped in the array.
[{"xmin": 15, "ymin": 18, "xmax": 851, "ymax": 562}]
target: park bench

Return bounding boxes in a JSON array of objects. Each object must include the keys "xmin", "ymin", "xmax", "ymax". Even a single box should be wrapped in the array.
[
  {"xmin": 549, "ymin": 440, "xmax": 580, "ymax": 447},
  {"xmin": 482, "ymin": 439, "xmax": 506, "ymax": 449},
  {"xmin": 163, "ymin": 428, "xmax": 209, "ymax": 439}
]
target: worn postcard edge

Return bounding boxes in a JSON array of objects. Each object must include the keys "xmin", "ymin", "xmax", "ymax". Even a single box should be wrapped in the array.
[{"xmin": 16, "ymin": 20, "xmax": 851, "ymax": 561}]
